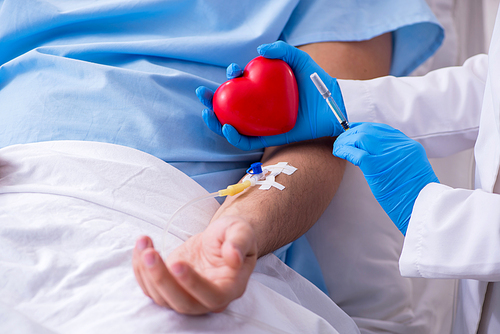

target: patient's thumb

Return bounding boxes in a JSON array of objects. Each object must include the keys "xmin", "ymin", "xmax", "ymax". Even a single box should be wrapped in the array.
[
  {"xmin": 222, "ymin": 241, "xmax": 244, "ymax": 268},
  {"xmin": 221, "ymin": 219, "xmax": 257, "ymax": 268}
]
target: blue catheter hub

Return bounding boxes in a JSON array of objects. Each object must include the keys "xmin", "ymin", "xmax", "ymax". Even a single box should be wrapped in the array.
[{"xmin": 247, "ymin": 162, "xmax": 263, "ymax": 174}]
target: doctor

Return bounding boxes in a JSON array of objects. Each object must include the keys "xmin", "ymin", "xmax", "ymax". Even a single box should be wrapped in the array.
[
  {"xmin": 332, "ymin": 40, "xmax": 496, "ymax": 334},
  {"xmin": 202, "ymin": 8, "xmax": 500, "ymax": 333}
]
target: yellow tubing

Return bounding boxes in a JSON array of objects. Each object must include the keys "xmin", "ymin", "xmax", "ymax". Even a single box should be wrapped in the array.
[{"xmin": 218, "ymin": 180, "xmax": 252, "ymax": 197}]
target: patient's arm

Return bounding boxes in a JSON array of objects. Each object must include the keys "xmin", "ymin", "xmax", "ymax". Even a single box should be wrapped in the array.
[
  {"xmin": 214, "ymin": 137, "xmax": 346, "ymax": 256},
  {"xmin": 219, "ymin": 33, "xmax": 393, "ymax": 256},
  {"xmin": 133, "ymin": 33, "xmax": 392, "ymax": 313}
]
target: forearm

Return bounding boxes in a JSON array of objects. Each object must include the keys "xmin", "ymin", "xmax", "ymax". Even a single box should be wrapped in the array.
[{"xmin": 212, "ymin": 137, "xmax": 344, "ymax": 257}]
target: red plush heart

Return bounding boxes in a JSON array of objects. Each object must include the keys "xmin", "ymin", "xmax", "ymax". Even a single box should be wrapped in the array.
[{"xmin": 213, "ymin": 56, "xmax": 298, "ymax": 137}]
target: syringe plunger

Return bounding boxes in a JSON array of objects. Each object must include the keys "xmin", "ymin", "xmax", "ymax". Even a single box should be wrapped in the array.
[
  {"xmin": 310, "ymin": 72, "xmax": 330, "ymax": 98},
  {"xmin": 310, "ymin": 72, "xmax": 350, "ymax": 131}
]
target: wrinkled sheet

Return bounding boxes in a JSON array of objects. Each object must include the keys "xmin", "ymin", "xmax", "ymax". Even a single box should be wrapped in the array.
[{"xmin": 0, "ymin": 141, "xmax": 359, "ymax": 334}]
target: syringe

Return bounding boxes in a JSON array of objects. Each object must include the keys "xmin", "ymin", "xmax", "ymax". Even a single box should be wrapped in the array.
[{"xmin": 310, "ymin": 72, "xmax": 350, "ymax": 131}]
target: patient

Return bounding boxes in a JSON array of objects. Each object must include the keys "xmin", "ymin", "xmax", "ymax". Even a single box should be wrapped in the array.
[
  {"xmin": 0, "ymin": 0, "xmax": 448, "ymax": 332},
  {"xmin": 129, "ymin": 3, "xmax": 449, "ymax": 334}
]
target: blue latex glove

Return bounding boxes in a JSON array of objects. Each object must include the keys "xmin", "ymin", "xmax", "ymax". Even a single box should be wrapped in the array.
[
  {"xmin": 332, "ymin": 122, "xmax": 439, "ymax": 235},
  {"xmin": 196, "ymin": 41, "xmax": 347, "ymax": 151}
]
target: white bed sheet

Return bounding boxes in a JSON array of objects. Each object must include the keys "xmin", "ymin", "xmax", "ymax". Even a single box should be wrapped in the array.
[{"xmin": 0, "ymin": 141, "xmax": 359, "ymax": 334}]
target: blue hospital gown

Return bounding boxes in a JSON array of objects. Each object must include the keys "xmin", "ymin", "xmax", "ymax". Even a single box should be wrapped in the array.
[{"xmin": 0, "ymin": 0, "xmax": 442, "ymax": 294}]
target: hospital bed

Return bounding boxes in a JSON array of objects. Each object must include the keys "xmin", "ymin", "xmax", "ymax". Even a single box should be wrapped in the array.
[{"xmin": 0, "ymin": 141, "xmax": 359, "ymax": 334}]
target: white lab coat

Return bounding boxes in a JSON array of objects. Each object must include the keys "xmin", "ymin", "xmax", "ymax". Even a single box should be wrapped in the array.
[{"xmin": 337, "ymin": 6, "xmax": 500, "ymax": 333}]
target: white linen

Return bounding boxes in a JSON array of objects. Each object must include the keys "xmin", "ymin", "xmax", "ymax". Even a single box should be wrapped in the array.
[{"xmin": 0, "ymin": 141, "xmax": 359, "ymax": 334}]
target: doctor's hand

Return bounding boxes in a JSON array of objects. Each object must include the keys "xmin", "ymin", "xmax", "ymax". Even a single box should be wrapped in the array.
[
  {"xmin": 196, "ymin": 41, "xmax": 346, "ymax": 151},
  {"xmin": 132, "ymin": 216, "xmax": 257, "ymax": 314},
  {"xmin": 333, "ymin": 122, "xmax": 439, "ymax": 235}
]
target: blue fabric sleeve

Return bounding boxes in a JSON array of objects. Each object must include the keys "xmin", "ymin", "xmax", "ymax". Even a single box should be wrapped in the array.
[
  {"xmin": 281, "ymin": 0, "xmax": 444, "ymax": 76},
  {"xmin": 0, "ymin": 0, "xmax": 301, "ymax": 193}
]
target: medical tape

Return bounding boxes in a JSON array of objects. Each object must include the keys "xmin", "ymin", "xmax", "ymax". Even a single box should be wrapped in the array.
[{"xmin": 242, "ymin": 162, "xmax": 297, "ymax": 191}]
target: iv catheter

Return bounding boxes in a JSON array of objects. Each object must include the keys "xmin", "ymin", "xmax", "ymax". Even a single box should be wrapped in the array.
[{"xmin": 310, "ymin": 72, "xmax": 350, "ymax": 131}]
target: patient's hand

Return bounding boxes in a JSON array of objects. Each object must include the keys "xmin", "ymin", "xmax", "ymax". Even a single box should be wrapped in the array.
[{"xmin": 132, "ymin": 216, "xmax": 257, "ymax": 314}]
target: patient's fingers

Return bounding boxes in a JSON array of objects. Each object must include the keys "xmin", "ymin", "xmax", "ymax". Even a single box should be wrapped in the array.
[
  {"xmin": 132, "ymin": 236, "xmax": 152, "ymax": 298},
  {"xmin": 140, "ymin": 249, "xmax": 172, "ymax": 308},
  {"xmin": 133, "ymin": 236, "xmax": 172, "ymax": 308},
  {"xmin": 166, "ymin": 260, "xmax": 235, "ymax": 312},
  {"xmin": 166, "ymin": 218, "xmax": 257, "ymax": 312},
  {"xmin": 133, "ymin": 235, "xmax": 211, "ymax": 313},
  {"xmin": 132, "ymin": 218, "xmax": 257, "ymax": 315},
  {"xmin": 143, "ymin": 251, "xmax": 211, "ymax": 314}
]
